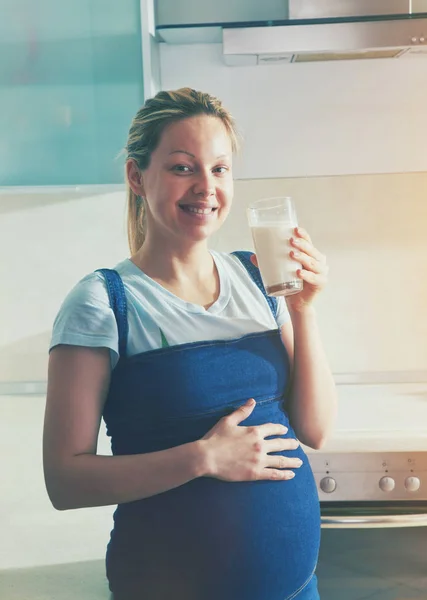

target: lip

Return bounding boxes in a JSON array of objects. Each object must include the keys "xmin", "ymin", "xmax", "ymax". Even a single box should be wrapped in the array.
[
  {"xmin": 178, "ymin": 202, "xmax": 219, "ymax": 222},
  {"xmin": 178, "ymin": 202, "xmax": 218, "ymax": 210}
]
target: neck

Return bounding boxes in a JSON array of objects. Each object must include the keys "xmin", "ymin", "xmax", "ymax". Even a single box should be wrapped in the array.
[{"xmin": 132, "ymin": 234, "xmax": 214, "ymax": 285}]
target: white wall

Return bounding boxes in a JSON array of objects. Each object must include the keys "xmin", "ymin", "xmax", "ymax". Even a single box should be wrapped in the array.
[
  {"xmin": 1, "ymin": 394, "xmax": 114, "ymax": 571},
  {"xmin": 160, "ymin": 43, "xmax": 427, "ymax": 178},
  {"xmin": 0, "ymin": 188, "xmax": 128, "ymax": 384},
  {"xmin": 1, "ymin": 190, "xmax": 123, "ymax": 572}
]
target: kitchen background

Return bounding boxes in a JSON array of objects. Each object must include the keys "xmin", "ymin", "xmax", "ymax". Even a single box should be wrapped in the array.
[{"xmin": 1, "ymin": 1, "xmax": 427, "ymax": 598}]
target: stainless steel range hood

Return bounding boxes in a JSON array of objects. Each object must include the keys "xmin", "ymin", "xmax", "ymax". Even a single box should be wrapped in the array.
[{"xmin": 223, "ymin": 0, "xmax": 427, "ymax": 65}]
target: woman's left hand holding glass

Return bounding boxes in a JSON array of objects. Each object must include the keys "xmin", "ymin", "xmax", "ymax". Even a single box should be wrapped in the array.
[
  {"xmin": 250, "ymin": 226, "xmax": 329, "ymax": 311},
  {"xmin": 285, "ymin": 227, "xmax": 329, "ymax": 312}
]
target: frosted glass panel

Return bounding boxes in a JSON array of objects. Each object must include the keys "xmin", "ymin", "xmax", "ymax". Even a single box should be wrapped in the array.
[{"xmin": 0, "ymin": 0, "xmax": 144, "ymax": 186}]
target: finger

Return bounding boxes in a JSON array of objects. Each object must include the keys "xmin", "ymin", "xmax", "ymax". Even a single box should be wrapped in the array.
[
  {"xmin": 257, "ymin": 422, "xmax": 289, "ymax": 438},
  {"xmin": 227, "ymin": 399, "xmax": 256, "ymax": 425},
  {"xmin": 294, "ymin": 226, "xmax": 312, "ymax": 245},
  {"xmin": 291, "ymin": 250, "xmax": 323, "ymax": 274},
  {"xmin": 298, "ymin": 270, "xmax": 328, "ymax": 287},
  {"xmin": 290, "ymin": 237, "xmax": 324, "ymax": 263},
  {"xmin": 283, "ymin": 438, "xmax": 300, "ymax": 450},
  {"xmin": 267, "ymin": 455, "xmax": 303, "ymax": 470},
  {"xmin": 262, "ymin": 469, "xmax": 296, "ymax": 481},
  {"xmin": 266, "ymin": 438, "xmax": 302, "ymax": 454}
]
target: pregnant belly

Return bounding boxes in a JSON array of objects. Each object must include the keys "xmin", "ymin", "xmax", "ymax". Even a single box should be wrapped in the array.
[{"xmin": 107, "ymin": 402, "xmax": 321, "ymax": 600}]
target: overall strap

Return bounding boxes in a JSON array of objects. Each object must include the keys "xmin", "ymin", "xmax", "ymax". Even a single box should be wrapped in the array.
[
  {"xmin": 231, "ymin": 251, "xmax": 278, "ymax": 320},
  {"xmin": 95, "ymin": 268, "xmax": 129, "ymax": 358}
]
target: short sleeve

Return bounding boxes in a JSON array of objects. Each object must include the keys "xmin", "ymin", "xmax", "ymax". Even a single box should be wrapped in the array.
[
  {"xmin": 275, "ymin": 296, "xmax": 291, "ymax": 328},
  {"xmin": 49, "ymin": 272, "xmax": 120, "ymax": 369}
]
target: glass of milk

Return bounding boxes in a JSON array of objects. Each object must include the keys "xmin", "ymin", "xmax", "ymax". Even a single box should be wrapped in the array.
[{"xmin": 247, "ymin": 196, "xmax": 303, "ymax": 297}]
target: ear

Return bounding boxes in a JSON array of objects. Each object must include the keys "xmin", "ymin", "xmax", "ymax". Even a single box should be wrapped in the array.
[{"xmin": 126, "ymin": 159, "xmax": 145, "ymax": 198}]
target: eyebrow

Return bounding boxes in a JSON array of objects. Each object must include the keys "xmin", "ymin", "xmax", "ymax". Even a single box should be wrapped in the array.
[
  {"xmin": 169, "ymin": 150, "xmax": 195, "ymax": 158},
  {"xmin": 169, "ymin": 150, "xmax": 230, "ymax": 160}
]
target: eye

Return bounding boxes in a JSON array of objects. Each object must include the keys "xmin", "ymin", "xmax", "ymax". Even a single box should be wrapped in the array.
[
  {"xmin": 172, "ymin": 164, "xmax": 192, "ymax": 173},
  {"xmin": 214, "ymin": 166, "xmax": 229, "ymax": 174}
]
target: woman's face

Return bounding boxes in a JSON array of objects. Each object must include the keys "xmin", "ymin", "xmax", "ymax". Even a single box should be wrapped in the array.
[{"xmin": 130, "ymin": 115, "xmax": 234, "ymax": 247}]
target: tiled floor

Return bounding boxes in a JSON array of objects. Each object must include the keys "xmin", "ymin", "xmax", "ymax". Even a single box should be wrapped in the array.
[{"xmin": 317, "ymin": 528, "xmax": 427, "ymax": 600}]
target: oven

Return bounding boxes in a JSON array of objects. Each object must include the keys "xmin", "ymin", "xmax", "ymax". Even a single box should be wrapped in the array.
[{"xmin": 305, "ymin": 380, "xmax": 427, "ymax": 599}]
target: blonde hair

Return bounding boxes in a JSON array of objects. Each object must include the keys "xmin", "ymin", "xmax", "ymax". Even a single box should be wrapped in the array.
[{"xmin": 125, "ymin": 88, "xmax": 240, "ymax": 254}]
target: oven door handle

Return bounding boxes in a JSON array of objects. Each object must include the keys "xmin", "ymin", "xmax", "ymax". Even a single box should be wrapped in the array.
[{"xmin": 321, "ymin": 513, "xmax": 427, "ymax": 529}]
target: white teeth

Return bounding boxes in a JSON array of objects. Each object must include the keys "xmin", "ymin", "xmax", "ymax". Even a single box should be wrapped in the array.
[{"xmin": 186, "ymin": 206, "xmax": 213, "ymax": 215}]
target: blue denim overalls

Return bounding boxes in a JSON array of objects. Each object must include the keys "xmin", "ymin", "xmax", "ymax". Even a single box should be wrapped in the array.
[{"xmin": 97, "ymin": 252, "xmax": 321, "ymax": 600}]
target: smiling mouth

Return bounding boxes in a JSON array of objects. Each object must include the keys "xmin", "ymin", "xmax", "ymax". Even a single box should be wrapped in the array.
[{"xmin": 179, "ymin": 205, "xmax": 218, "ymax": 215}]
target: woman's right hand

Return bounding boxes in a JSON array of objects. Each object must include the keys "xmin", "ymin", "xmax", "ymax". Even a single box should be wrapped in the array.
[{"xmin": 200, "ymin": 399, "xmax": 302, "ymax": 482}]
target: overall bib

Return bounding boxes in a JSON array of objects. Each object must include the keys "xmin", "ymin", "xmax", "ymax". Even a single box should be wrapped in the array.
[{"xmin": 97, "ymin": 252, "xmax": 321, "ymax": 600}]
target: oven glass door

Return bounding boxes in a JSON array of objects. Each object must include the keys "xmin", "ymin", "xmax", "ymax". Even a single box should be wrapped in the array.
[{"xmin": 318, "ymin": 503, "xmax": 427, "ymax": 598}]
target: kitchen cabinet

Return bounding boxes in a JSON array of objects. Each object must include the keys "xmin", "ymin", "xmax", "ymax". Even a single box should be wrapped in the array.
[{"xmin": 0, "ymin": 0, "xmax": 144, "ymax": 186}]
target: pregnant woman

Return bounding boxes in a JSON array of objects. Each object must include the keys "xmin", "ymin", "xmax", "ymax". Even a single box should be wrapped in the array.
[{"xmin": 43, "ymin": 88, "xmax": 337, "ymax": 600}]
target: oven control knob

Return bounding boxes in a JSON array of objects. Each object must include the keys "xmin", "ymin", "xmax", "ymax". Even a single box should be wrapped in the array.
[
  {"xmin": 379, "ymin": 476, "xmax": 395, "ymax": 492},
  {"xmin": 320, "ymin": 477, "xmax": 337, "ymax": 493},
  {"xmin": 405, "ymin": 476, "xmax": 421, "ymax": 492}
]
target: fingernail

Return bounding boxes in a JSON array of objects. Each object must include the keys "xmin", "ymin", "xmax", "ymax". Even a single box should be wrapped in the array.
[
  {"xmin": 288, "ymin": 472, "xmax": 296, "ymax": 479},
  {"xmin": 296, "ymin": 459, "xmax": 303, "ymax": 466}
]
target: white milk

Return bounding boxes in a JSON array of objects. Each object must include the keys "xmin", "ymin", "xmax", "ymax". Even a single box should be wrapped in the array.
[{"xmin": 250, "ymin": 222, "xmax": 302, "ymax": 296}]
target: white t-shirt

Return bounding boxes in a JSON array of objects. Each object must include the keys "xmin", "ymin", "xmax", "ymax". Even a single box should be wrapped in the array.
[{"xmin": 50, "ymin": 251, "xmax": 290, "ymax": 369}]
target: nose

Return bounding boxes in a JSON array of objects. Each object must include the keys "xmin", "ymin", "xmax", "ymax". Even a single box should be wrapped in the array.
[{"xmin": 192, "ymin": 170, "xmax": 215, "ymax": 198}]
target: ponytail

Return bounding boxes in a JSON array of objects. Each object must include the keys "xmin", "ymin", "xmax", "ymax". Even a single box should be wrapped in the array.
[{"xmin": 126, "ymin": 180, "xmax": 146, "ymax": 255}]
